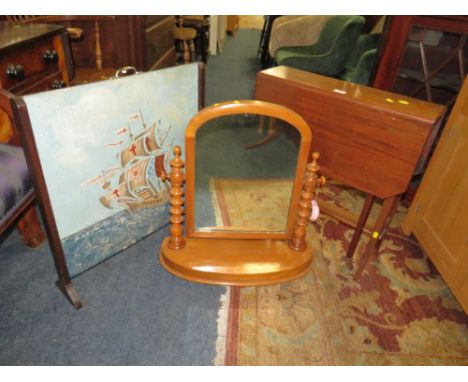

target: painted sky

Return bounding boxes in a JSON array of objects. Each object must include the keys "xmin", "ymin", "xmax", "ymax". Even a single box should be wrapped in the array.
[{"xmin": 24, "ymin": 64, "xmax": 200, "ymax": 239}]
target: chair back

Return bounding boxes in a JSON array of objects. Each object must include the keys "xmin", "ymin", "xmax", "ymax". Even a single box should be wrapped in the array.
[
  {"xmin": 341, "ymin": 33, "xmax": 382, "ymax": 85},
  {"xmin": 344, "ymin": 33, "xmax": 382, "ymax": 70},
  {"xmin": 315, "ymin": 16, "xmax": 366, "ymax": 68}
]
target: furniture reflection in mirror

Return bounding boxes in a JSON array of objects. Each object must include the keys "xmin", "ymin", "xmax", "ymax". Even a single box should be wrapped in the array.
[
  {"xmin": 160, "ymin": 100, "xmax": 325, "ymax": 286},
  {"xmin": 194, "ymin": 113, "xmax": 300, "ymax": 233}
]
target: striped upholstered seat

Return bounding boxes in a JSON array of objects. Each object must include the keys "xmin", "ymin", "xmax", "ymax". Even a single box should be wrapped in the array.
[{"xmin": 0, "ymin": 143, "xmax": 33, "ymax": 222}]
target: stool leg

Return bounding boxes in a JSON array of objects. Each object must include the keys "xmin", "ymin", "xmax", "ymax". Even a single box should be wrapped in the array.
[
  {"xmin": 189, "ymin": 40, "xmax": 196, "ymax": 62},
  {"xmin": 183, "ymin": 40, "xmax": 190, "ymax": 63}
]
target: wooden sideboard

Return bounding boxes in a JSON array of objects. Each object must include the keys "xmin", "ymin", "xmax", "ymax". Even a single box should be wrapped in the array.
[
  {"xmin": 0, "ymin": 22, "xmax": 73, "ymax": 142},
  {"xmin": 0, "ymin": 22, "xmax": 72, "ymax": 95}
]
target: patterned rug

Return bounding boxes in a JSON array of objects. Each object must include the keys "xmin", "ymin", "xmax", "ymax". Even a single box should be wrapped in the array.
[{"xmin": 213, "ymin": 178, "xmax": 468, "ymax": 365}]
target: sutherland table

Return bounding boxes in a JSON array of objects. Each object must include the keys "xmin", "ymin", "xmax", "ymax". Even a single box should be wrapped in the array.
[{"xmin": 255, "ymin": 66, "xmax": 446, "ymax": 274}]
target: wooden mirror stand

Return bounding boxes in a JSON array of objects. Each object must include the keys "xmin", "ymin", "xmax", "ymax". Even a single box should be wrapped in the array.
[{"xmin": 159, "ymin": 100, "xmax": 324, "ymax": 286}]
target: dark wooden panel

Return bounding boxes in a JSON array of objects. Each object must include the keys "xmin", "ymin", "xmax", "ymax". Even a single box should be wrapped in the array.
[
  {"xmin": 152, "ymin": 46, "xmax": 177, "ymax": 71},
  {"xmin": 373, "ymin": 15, "xmax": 468, "ymax": 94},
  {"xmin": 12, "ymin": 72, "xmax": 64, "ymax": 95},
  {"xmin": 0, "ymin": 22, "xmax": 64, "ymax": 53},
  {"xmin": 66, "ymin": 18, "xmax": 121, "ymax": 68},
  {"xmin": 372, "ymin": 16, "xmax": 413, "ymax": 90},
  {"xmin": 144, "ymin": 15, "xmax": 167, "ymax": 27},
  {"xmin": 65, "ymin": 16, "xmax": 176, "ymax": 72},
  {"xmin": 255, "ymin": 66, "xmax": 446, "ymax": 199},
  {"xmin": 145, "ymin": 16, "xmax": 176, "ymax": 70}
]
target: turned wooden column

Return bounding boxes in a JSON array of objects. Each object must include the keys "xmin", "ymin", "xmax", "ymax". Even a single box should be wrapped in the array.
[
  {"xmin": 289, "ymin": 152, "xmax": 325, "ymax": 251},
  {"xmin": 162, "ymin": 146, "xmax": 186, "ymax": 250}
]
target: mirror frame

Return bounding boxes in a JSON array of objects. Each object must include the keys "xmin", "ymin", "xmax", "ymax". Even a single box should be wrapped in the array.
[{"xmin": 184, "ymin": 100, "xmax": 312, "ymax": 240}]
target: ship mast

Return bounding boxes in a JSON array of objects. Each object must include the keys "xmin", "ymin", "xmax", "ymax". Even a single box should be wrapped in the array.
[
  {"xmin": 139, "ymin": 109, "xmax": 147, "ymax": 130},
  {"xmin": 127, "ymin": 122, "xmax": 134, "ymax": 141}
]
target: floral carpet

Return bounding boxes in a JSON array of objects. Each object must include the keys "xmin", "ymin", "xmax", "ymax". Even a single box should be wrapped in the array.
[{"xmin": 213, "ymin": 178, "xmax": 468, "ymax": 365}]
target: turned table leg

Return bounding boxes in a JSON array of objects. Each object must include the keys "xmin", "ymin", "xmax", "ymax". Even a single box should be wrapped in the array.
[
  {"xmin": 354, "ymin": 194, "xmax": 400, "ymax": 278},
  {"xmin": 346, "ymin": 194, "xmax": 375, "ymax": 259}
]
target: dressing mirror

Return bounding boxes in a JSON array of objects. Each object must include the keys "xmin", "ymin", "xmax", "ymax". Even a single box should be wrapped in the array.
[{"xmin": 160, "ymin": 100, "xmax": 324, "ymax": 286}]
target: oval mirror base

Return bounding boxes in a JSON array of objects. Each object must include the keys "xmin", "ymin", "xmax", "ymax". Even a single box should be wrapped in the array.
[{"xmin": 159, "ymin": 237, "xmax": 313, "ymax": 286}]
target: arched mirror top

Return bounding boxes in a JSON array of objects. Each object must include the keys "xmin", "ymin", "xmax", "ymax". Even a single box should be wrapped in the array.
[
  {"xmin": 185, "ymin": 100, "xmax": 312, "ymax": 143},
  {"xmin": 184, "ymin": 100, "xmax": 313, "ymax": 240}
]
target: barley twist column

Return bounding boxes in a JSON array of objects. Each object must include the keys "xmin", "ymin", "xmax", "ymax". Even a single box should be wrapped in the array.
[
  {"xmin": 289, "ymin": 152, "xmax": 325, "ymax": 251},
  {"xmin": 163, "ymin": 146, "xmax": 186, "ymax": 250}
]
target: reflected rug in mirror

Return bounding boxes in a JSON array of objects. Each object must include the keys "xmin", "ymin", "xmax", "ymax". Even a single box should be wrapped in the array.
[{"xmin": 212, "ymin": 178, "xmax": 468, "ymax": 365}]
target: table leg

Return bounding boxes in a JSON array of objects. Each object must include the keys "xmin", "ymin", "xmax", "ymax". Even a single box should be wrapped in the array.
[
  {"xmin": 346, "ymin": 194, "xmax": 375, "ymax": 258},
  {"xmin": 354, "ymin": 195, "xmax": 400, "ymax": 278},
  {"xmin": 245, "ymin": 118, "xmax": 279, "ymax": 149}
]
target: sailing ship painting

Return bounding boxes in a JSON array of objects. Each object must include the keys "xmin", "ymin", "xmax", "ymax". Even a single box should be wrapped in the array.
[
  {"xmin": 22, "ymin": 63, "xmax": 201, "ymax": 277},
  {"xmin": 83, "ymin": 110, "xmax": 172, "ymax": 213}
]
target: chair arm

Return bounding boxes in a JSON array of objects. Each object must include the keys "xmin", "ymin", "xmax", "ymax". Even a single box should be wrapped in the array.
[{"xmin": 275, "ymin": 49, "xmax": 345, "ymax": 76}]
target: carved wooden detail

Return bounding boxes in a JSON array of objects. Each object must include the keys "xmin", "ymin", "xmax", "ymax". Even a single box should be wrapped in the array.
[
  {"xmin": 162, "ymin": 146, "xmax": 186, "ymax": 250},
  {"xmin": 289, "ymin": 152, "xmax": 325, "ymax": 251}
]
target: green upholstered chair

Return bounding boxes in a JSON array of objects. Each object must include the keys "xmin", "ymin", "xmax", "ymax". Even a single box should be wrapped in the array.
[
  {"xmin": 274, "ymin": 15, "xmax": 366, "ymax": 77},
  {"xmin": 340, "ymin": 33, "xmax": 382, "ymax": 85}
]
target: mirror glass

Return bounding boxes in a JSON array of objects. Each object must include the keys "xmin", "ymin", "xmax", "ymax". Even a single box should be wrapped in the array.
[{"xmin": 194, "ymin": 113, "xmax": 300, "ymax": 233}]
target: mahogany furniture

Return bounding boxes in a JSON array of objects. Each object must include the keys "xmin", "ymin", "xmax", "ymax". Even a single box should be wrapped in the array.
[
  {"xmin": 160, "ymin": 100, "xmax": 325, "ymax": 286},
  {"xmin": 4, "ymin": 16, "xmax": 178, "ymax": 79},
  {"xmin": 0, "ymin": 22, "xmax": 72, "ymax": 97},
  {"xmin": 1, "ymin": 16, "xmax": 116, "ymax": 84},
  {"xmin": 373, "ymin": 16, "xmax": 468, "ymax": 105},
  {"xmin": 255, "ymin": 66, "xmax": 446, "ymax": 274},
  {"xmin": 126, "ymin": 16, "xmax": 176, "ymax": 71},
  {"xmin": 402, "ymin": 77, "xmax": 468, "ymax": 314}
]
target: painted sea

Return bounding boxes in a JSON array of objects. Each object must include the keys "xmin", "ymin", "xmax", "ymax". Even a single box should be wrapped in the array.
[{"xmin": 62, "ymin": 203, "xmax": 169, "ymax": 277}]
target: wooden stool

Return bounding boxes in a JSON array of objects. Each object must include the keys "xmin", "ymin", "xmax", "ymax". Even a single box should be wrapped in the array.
[
  {"xmin": 180, "ymin": 15, "xmax": 210, "ymax": 63},
  {"xmin": 175, "ymin": 17, "xmax": 197, "ymax": 64}
]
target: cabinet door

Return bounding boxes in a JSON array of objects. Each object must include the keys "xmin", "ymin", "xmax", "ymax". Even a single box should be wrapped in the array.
[{"xmin": 403, "ymin": 77, "xmax": 468, "ymax": 309}]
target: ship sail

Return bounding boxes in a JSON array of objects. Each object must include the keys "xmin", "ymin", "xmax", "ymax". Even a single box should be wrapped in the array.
[
  {"xmin": 91, "ymin": 111, "xmax": 172, "ymax": 212},
  {"xmin": 120, "ymin": 123, "xmax": 163, "ymax": 168}
]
